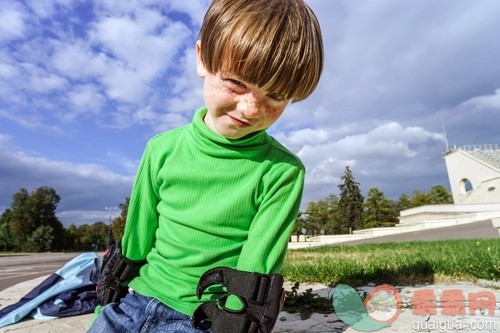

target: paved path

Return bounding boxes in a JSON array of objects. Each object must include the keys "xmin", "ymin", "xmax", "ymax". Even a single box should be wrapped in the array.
[
  {"xmin": 0, "ymin": 253, "xmax": 82, "ymax": 292},
  {"xmin": 288, "ymin": 219, "xmax": 498, "ymax": 249},
  {"xmin": 1, "ymin": 278, "xmax": 499, "ymax": 332},
  {"xmin": 341, "ymin": 219, "xmax": 498, "ymax": 245}
]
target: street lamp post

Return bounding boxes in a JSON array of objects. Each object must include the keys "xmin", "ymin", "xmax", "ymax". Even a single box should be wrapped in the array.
[{"xmin": 105, "ymin": 206, "xmax": 117, "ymax": 248}]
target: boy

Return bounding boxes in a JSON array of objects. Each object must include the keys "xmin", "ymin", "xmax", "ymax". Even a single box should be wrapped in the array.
[{"xmin": 88, "ymin": 0, "xmax": 323, "ymax": 332}]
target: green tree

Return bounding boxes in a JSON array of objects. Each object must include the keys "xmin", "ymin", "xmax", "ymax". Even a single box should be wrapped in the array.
[
  {"xmin": 9, "ymin": 188, "xmax": 32, "ymax": 251},
  {"xmin": 0, "ymin": 210, "xmax": 15, "ymax": 251},
  {"xmin": 112, "ymin": 197, "xmax": 129, "ymax": 241},
  {"xmin": 291, "ymin": 211, "xmax": 305, "ymax": 242},
  {"xmin": 24, "ymin": 225, "xmax": 54, "ymax": 252},
  {"xmin": 363, "ymin": 187, "xmax": 398, "ymax": 228},
  {"xmin": 74, "ymin": 222, "xmax": 108, "ymax": 251},
  {"xmin": 65, "ymin": 223, "xmax": 80, "ymax": 251},
  {"xmin": 304, "ymin": 194, "xmax": 342, "ymax": 236},
  {"xmin": 76, "ymin": 224, "xmax": 91, "ymax": 250},
  {"xmin": 426, "ymin": 185, "xmax": 453, "ymax": 204},
  {"xmin": 338, "ymin": 166, "xmax": 364, "ymax": 234},
  {"xmin": 407, "ymin": 185, "xmax": 453, "ymax": 208},
  {"xmin": 29, "ymin": 186, "xmax": 65, "ymax": 250},
  {"xmin": 304, "ymin": 201, "xmax": 323, "ymax": 237},
  {"xmin": 7, "ymin": 187, "xmax": 64, "ymax": 252},
  {"xmin": 410, "ymin": 190, "xmax": 428, "ymax": 207},
  {"xmin": 322, "ymin": 194, "xmax": 342, "ymax": 234},
  {"xmin": 90, "ymin": 222, "xmax": 109, "ymax": 251},
  {"xmin": 396, "ymin": 193, "xmax": 412, "ymax": 211}
]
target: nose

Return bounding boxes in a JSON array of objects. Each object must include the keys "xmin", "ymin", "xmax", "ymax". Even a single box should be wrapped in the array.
[{"xmin": 239, "ymin": 94, "xmax": 263, "ymax": 119}]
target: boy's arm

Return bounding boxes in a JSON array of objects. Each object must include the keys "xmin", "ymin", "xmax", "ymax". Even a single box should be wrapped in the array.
[
  {"xmin": 194, "ymin": 164, "xmax": 303, "ymax": 327},
  {"xmin": 237, "ymin": 164, "xmax": 305, "ymax": 274},
  {"xmin": 121, "ymin": 143, "xmax": 160, "ymax": 260},
  {"xmin": 92, "ymin": 144, "xmax": 158, "ymax": 317}
]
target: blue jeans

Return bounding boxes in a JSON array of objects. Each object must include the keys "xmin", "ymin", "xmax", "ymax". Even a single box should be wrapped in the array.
[{"xmin": 88, "ymin": 291, "xmax": 211, "ymax": 333}]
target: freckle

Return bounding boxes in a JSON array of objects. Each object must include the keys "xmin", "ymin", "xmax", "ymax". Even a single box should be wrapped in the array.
[{"xmin": 266, "ymin": 108, "xmax": 279, "ymax": 119}]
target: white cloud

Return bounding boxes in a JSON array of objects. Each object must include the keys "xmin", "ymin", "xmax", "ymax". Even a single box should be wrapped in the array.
[
  {"xmin": 25, "ymin": 65, "xmax": 69, "ymax": 93},
  {"xmin": 27, "ymin": 0, "xmax": 74, "ymax": 19},
  {"xmin": 0, "ymin": 1, "xmax": 197, "ymax": 132},
  {"xmin": 292, "ymin": 122, "xmax": 445, "ymax": 204},
  {"xmin": 86, "ymin": 9, "xmax": 192, "ymax": 104},
  {"xmin": 0, "ymin": 135, "xmax": 133, "ymax": 225},
  {"xmin": 0, "ymin": 61, "xmax": 19, "ymax": 79},
  {"xmin": 0, "ymin": 3, "xmax": 27, "ymax": 42},
  {"xmin": 0, "ymin": 109, "xmax": 65, "ymax": 134},
  {"xmin": 65, "ymin": 84, "xmax": 106, "ymax": 120},
  {"xmin": 461, "ymin": 88, "xmax": 500, "ymax": 110},
  {"xmin": 162, "ymin": 47, "xmax": 204, "ymax": 123},
  {"xmin": 50, "ymin": 41, "xmax": 109, "ymax": 79}
]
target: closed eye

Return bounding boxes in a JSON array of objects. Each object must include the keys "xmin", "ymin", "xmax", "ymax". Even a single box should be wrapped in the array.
[
  {"xmin": 267, "ymin": 93, "xmax": 286, "ymax": 102},
  {"xmin": 267, "ymin": 92, "xmax": 286, "ymax": 101},
  {"xmin": 221, "ymin": 78, "xmax": 247, "ymax": 94},
  {"xmin": 228, "ymin": 79, "xmax": 245, "ymax": 87}
]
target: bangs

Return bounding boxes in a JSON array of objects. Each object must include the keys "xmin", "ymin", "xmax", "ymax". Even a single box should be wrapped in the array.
[{"xmin": 199, "ymin": 0, "xmax": 323, "ymax": 102}]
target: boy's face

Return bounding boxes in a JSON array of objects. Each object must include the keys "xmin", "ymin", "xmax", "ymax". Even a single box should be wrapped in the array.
[{"xmin": 196, "ymin": 42, "xmax": 289, "ymax": 140}]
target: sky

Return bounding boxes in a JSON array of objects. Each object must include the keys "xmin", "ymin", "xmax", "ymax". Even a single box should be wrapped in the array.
[{"xmin": 1, "ymin": 0, "xmax": 500, "ymax": 227}]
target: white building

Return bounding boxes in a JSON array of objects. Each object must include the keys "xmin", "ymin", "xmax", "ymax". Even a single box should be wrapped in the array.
[
  {"xmin": 397, "ymin": 144, "xmax": 500, "ymax": 233},
  {"xmin": 443, "ymin": 144, "xmax": 500, "ymax": 204}
]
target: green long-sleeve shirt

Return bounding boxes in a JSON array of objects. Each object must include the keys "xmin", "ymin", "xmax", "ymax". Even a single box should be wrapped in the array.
[{"xmin": 121, "ymin": 107, "xmax": 304, "ymax": 315}]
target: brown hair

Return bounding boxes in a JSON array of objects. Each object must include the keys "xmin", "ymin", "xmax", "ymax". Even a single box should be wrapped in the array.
[{"xmin": 198, "ymin": 0, "xmax": 324, "ymax": 102}]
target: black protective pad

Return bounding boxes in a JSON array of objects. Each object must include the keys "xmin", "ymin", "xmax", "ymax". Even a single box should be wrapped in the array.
[
  {"xmin": 96, "ymin": 241, "xmax": 146, "ymax": 305},
  {"xmin": 192, "ymin": 267, "xmax": 285, "ymax": 333}
]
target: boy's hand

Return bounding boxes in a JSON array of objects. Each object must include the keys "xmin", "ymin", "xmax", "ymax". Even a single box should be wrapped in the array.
[{"xmin": 96, "ymin": 241, "xmax": 146, "ymax": 305}]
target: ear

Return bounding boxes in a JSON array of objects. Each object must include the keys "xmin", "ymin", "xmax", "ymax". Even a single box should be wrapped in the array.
[{"xmin": 196, "ymin": 41, "xmax": 207, "ymax": 78}]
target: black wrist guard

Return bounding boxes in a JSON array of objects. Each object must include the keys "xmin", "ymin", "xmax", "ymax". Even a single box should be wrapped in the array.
[
  {"xmin": 192, "ymin": 267, "xmax": 285, "ymax": 333},
  {"xmin": 96, "ymin": 240, "xmax": 146, "ymax": 306}
]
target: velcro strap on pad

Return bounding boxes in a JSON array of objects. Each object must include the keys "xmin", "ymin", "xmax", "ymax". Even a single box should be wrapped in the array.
[
  {"xmin": 96, "ymin": 241, "xmax": 146, "ymax": 306},
  {"xmin": 193, "ymin": 267, "xmax": 285, "ymax": 333},
  {"xmin": 111, "ymin": 254, "xmax": 144, "ymax": 282},
  {"xmin": 197, "ymin": 267, "xmax": 271, "ymax": 303}
]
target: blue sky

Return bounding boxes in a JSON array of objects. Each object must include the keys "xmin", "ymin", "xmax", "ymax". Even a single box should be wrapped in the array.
[{"xmin": 1, "ymin": 0, "xmax": 500, "ymax": 226}]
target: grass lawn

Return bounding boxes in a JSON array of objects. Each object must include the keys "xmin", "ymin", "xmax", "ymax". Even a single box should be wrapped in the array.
[{"xmin": 281, "ymin": 238, "xmax": 499, "ymax": 287}]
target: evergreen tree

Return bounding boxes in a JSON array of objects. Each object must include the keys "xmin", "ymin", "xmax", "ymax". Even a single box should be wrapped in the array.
[
  {"xmin": 338, "ymin": 166, "xmax": 364, "ymax": 234},
  {"xmin": 304, "ymin": 201, "xmax": 323, "ymax": 237},
  {"xmin": 322, "ymin": 194, "xmax": 342, "ymax": 234},
  {"xmin": 363, "ymin": 187, "xmax": 398, "ymax": 228},
  {"xmin": 396, "ymin": 193, "xmax": 412, "ymax": 211},
  {"xmin": 426, "ymin": 185, "xmax": 453, "ymax": 204},
  {"xmin": 410, "ymin": 190, "xmax": 428, "ymax": 207}
]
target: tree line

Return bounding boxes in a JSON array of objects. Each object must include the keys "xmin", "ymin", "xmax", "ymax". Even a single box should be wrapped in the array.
[
  {"xmin": 0, "ymin": 167, "xmax": 452, "ymax": 252},
  {"xmin": 0, "ymin": 187, "xmax": 128, "ymax": 253},
  {"xmin": 292, "ymin": 166, "xmax": 452, "ymax": 239}
]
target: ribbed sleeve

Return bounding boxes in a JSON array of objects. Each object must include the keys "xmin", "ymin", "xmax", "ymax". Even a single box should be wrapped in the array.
[{"xmin": 122, "ymin": 107, "xmax": 305, "ymax": 315}]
